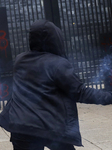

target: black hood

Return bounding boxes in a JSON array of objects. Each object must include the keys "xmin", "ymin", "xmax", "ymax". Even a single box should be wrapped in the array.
[{"xmin": 29, "ymin": 19, "xmax": 67, "ymax": 58}]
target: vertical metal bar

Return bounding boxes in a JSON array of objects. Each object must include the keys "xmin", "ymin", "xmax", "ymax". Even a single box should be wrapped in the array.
[
  {"xmin": 22, "ymin": 1, "xmax": 29, "ymax": 50},
  {"xmin": 73, "ymin": 2, "xmax": 85, "ymax": 80},
  {"xmin": 102, "ymin": 0, "xmax": 108, "ymax": 33},
  {"xmin": 85, "ymin": 0, "xmax": 97, "ymax": 88},
  {"xmin": 17, "ymin": 0, "xmax": 25, "ymax": 53},
  {"xmin": 64, "ymin": 0, "xmax": 76, "ymax": 67},
  {"xmin": 107, "ymin": 0, "xmax": 112, "ymax": 32},
  {"xmin": 43, "ymin": 0, "xmax": 61, "ymax": 28},
  {"xmin": 31, "ymin": 0, "xmax": 35, "ymax": 22},
  {"xmin": 110, "ymin": 0, "xmax": 112, "ymax": 32},
  {"xmin": 43, "ymin": 0, "xmax": 54, "ymax": 22},
  {"xmin": 0, "ymin": 0, "xmax": 1, "ymax": 6},
  {"xmin": 58, "ymin": 0, "xmax": 69, "ymax": 56},
  {"xmin": 94, "ymin": 0, "xmax": 103, "ymax": 89},
  {"xmin": 77, "ymin": 0, "xmax": 92, "ymax": 84},
  {"xmin": 90, "ymin": 0, "xmax": 99, "ymax": 47},
  {"xmin": 26, "ymin": 0, "xmax": 31, "ymax": 27},
  {"xmin": 81, "ymin": 0, "xmax": 93, "ymax": 87},
  {"xmin": 98, "ymin": 0, "xmax": 105, "ymax": 33},
  {"xmin": 39, "ymin": 0, "xmax": 44, "ymax": 18},
  {"xmin": 12, "ymin": 0, "xmax": 21, "ymax": 56},
  {"xmin": 94, "ymin": 0, "xmax": 102, "ymax": 47},
  {"xmin": 69, "ymin": 1, "xmax": 81, "ymax": 78},
  {"xmin": 35, "ymin": 0, "xmax": 39, "ymax": 19},
  {"xmin": 6, "ymin": 0, "xmax": 16, "ymax": 58},
  {"xmin": 0, "ymin": 0, "xmax": 4, "ymax": 6},
  {"xmin": 89, "ymin": 0, "xmax": 102, "ymax": 89}
]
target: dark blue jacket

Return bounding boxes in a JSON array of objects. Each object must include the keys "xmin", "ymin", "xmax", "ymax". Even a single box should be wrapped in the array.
[{"xmin": 0, "ymin": 20, "xmax": 112, "ymax": 146}]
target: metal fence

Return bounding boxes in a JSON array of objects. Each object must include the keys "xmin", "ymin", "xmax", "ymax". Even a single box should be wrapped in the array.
[
  {"xmin": 0, "ymin": 0, "xmax": 45, "ymax": 59},
  {"xmin": 58, "ymin": 0, "xmax": 112, "ymax": 90},
  {"xmin": 0, "ymin": 0, "xmax": 45, "ymax": 109},
  {"xmin": 0, "ymin": 0, "xmax": 112, "ymax": 110}
]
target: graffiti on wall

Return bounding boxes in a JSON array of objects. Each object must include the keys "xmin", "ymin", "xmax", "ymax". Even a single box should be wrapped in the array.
[
  {"xmin": 101, "ymin": 35, "xmax": 112, "ymax": 53},
  {"xmin": 0, "ymin": 30, "xmax": 8, "ymax": 58},
  {"xmin": 0, "ymin": 83, "xmax": 9, "ymax": 99}
]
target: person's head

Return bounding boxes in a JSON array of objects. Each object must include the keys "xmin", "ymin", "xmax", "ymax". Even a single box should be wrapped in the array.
[{"xmin": 29, "ymin": 19, "xmax": 67, "ymax": 58}]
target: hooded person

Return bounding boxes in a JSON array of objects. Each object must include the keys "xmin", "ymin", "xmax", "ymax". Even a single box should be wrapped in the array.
[{"xmin": 0, "ymin": 19, "xmax": 112, "ymax": 150}]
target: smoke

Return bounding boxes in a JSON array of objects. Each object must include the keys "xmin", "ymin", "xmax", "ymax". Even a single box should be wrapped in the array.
[{"xmin": 93, "ymin": 54, "xmax": 112, "ymax": 90}]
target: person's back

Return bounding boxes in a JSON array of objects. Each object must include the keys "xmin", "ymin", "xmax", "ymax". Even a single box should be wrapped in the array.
[{"xmin": 12, "ymin": 51, "xmax": 73, "ymax": 137}]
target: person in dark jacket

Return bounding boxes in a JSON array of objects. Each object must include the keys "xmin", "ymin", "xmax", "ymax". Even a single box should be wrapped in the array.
[{"xmin": 0, "ymin": 19, "xmax": 112, "ymax": 150}]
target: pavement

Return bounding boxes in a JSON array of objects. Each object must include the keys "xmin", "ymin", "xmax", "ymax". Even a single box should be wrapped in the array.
[{"xmin": 0, "ymin": 103, "xmax": 112, "ymax": 150}]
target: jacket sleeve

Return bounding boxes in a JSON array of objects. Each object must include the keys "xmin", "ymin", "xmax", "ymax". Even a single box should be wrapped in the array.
[{"xmin": 54, "ymin": 58, "xmax": 112, "ymax": 105}]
